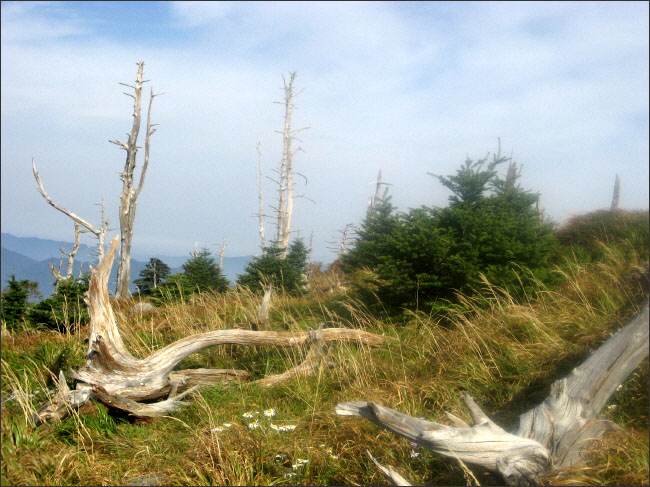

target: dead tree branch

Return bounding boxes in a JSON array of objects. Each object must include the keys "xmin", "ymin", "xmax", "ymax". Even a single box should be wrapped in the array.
[
  {"xmin": 32, "ymin": 159, "xmax": 108, "ymax": 261},
  {"xmin": 337, "ymin": 305, "xmax": 649, "ymax": 486},
  {"xmin": 34, "ymin": 236, "xmax": 383, "ymax": 425}
]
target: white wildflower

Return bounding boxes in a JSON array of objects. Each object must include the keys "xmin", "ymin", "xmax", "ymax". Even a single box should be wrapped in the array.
[
  {"xmin": 607, "ymin": 404, "xmax": 617, "ymax": 410},
  {"xmin": 297, "ymin": 458, "xmax": 309, "ymax": 465},
  {"xmin": 242, "ymin": 411, "xmax": 254, "ymax": 418},
  {"xmin": 410, "ymin": 450, "xmax": 420, "ymax": 458},
  {"xmin": 248, "ymin": 420, "xmax": 259, "ymax": 429},
  {"xmin": 285, "ymin": 424, "xmax": 297, "ymax": 431},
  {"xmin": 275, "ymin": 454, "xmax": 287, "ymax": 461},
  {"xmin": 616, "ymin": 384, "xmax": 623, "ymax": 391},
  {"xmin": 222, "ymin": 423, "xmax": 232, "ymax": 428},
  {"xmin": 329, "ymin": 454, "xmax": 339, "ymax": 460},
  {"xmin": 284, "ymin": 472, "xmax": 297, "ymax": 478},
  {"xmin": 211, "ymin": 426, "xmax": 224, "ymax": 433},
  {"xmin": 291, "ymin": 464, "xmax": 301, "ymax": 470},
  {"xmin": 264, "ymin": 408, "xmax": 275, "ymax": 417}
]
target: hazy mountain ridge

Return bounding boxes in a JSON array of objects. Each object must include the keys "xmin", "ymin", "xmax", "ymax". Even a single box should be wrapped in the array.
[{"xmin": 1, "ymin": 233, "xmax": 251, "ymax": 299}]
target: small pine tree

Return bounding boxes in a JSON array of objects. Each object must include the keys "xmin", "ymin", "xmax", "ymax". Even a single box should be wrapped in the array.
[
  {"xmin": 1, "ymin": 275, "xmax": 30, "ymax": 330},
  {"xmin": 181, "ymin": 249, "xmax": 229, "ymax": 293},
  {"xmin": 134, "ymin": 258, "xmax": 171, "ymax": 295},
  {"xmin": 237, "ymin": 239, "xmax": 309, "ymax": 294},
  {"xmin": 28, "ymin": 274, "xmax": 90, "ymax": 331}
]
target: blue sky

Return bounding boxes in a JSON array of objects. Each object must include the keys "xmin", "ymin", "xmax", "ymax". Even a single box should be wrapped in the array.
[{"xmin": 1, "ymin": 1, "xmax": 648, "ymax": 263}]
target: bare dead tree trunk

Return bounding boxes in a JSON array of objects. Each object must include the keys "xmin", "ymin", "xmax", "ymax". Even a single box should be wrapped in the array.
[
  {"xmin": 368, "ymin": 170, "xmax": 392, "ymax": 216},
  {"xmin": 34, "ymin": 236, "xmax": 383, "ymax": 425},
  {"xmin": 536, "ymin": 192, "xmax": 542, "ymax": 224},
  {"xmin": 337, "ymin": 305, "xmax": 649, "ymax": 486},
  {"xmin": 256, "ymin": 140, "xmax": 267, "ymax": 250},
  {"xmin": 219, "ymin": 237, "xmax": 227, "ymax": 270},
  {"xmin": 274, "ymin": 72, "xmax": 308, "ymax": 259},
  {"xmin": 610, "ymin": 174, "xmax": 620, "ymax": 211},
  {"xmin": 32, "ymin": 160, "xmax": 108, "ymax": 262},
  {"xmin": 109, "ymin": 61, "xmax": 161, "ymax": 299}
]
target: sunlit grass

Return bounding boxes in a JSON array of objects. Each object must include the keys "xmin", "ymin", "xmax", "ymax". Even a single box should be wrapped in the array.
[{"xmin": 1, "ymin": 240, "xmax": 648, "ymax": 485}]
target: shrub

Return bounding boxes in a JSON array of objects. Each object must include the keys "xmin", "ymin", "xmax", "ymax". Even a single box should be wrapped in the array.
[{"xmin": 555, "ymin": 210, "xmax": 649, "ymax": 261}]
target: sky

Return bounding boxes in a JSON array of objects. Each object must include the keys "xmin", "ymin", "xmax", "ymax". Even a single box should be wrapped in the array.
[{"xmin": 1, "ymin": 1, "xmax": 648, "ymax": 264}]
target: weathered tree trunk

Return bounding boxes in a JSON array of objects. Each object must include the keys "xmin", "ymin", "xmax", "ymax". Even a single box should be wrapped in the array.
[
  {"xmin": 34, "ymin": 236, "xmax": 383, "ymax": 425},
  {"xmin": 109, "ymin": 61, "xmax": 161, "ymax": 299},
  {"xmin": 274, "ymin": 72, "xmax": 309, "ymax": 259},
  {"xmin": 218, "ymin": 237, "xmax": 227, "ymax": 270},
  {"xmin": 610, "ymin": 174, "xmax": 621, "ymax": 211},
  {"xmin": 256, "ymin": 140, "xmax": 267, "ymax": 250},
  {"xmin": 337, "ymin": 305, "xmax": 649, "ymax": 486}
]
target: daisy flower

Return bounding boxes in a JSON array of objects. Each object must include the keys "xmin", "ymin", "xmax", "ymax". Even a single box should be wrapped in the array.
[
  {"xmin": 242, "ymin": 411, "xmax": 254, "ymax": 418},
  {"xmin": 222, "ymin": 423, "xmax": 232, "ymax": 428},
  {"xmin": 211, "ymin": 426, "xmax": 224, "ymax": 433},
  {"xmin": 248, "ymin": 420, "xmax": 259, "ymax": 429},
  {"xmin": 263, "ymin": 408, "xmax": 276, "ymax": 418}
]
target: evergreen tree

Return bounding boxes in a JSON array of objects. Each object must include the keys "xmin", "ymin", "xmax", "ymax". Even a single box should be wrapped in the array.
[
  {"xmin": 181, "ymin": 249, "xmax": 229, "ymax": 293},
  {"xmin": 1, "ymin": 274, "xmax": 31, "ymax": 329},
  {"xmin": 134, "ymin": 258, "xmax": 171, "ymax": 295},
  {"xmin": 29, "ymin": 274, "xmax": 90, "ymax": 331},
  {"xmin": 343, "ymin": 151, "xmax": 557, "ymax": 312},
  {"xmin": 237, "ymin": 238, "xmax": 309, "ymax": 294}
]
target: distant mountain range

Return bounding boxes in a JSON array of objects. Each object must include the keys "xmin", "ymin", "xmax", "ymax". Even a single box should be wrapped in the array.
[{"xmin": 1, "ymin": 233, "xmax": 251, "ymax": 300}]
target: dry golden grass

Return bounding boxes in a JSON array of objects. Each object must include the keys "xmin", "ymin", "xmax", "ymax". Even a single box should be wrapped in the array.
[{"xmin": 2, "ymin": 242, "xmax": 648, "ymax": 486}]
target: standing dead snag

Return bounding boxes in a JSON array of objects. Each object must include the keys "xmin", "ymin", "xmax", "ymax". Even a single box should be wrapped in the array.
[
  {"xmin": 109, "ymin": 61, "xmax": 162, "ymax": 299},
  {"xmin": 336, "ymin": 305, "xmax": 649, "ymax": 486},
  {"xmin": 34, "ymin": 236, "xmax": 383, "ymax": 425},
  {"xmin": 274, "ymin": 72, "xmax": 309, "ymax": 259}
]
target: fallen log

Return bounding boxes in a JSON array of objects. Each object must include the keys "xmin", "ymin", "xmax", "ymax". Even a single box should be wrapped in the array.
[
  {"xmin": 337, "ymin": 304, "xmax": 649, "ymax": 486},
  {"xmin": 34, "ymin": 236, "xmax": 384, "ymax": 425}
]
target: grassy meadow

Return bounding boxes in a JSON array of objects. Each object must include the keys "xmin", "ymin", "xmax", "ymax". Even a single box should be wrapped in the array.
[{"xmin": 1, "ymin": 223, "xmax": 649, "ymax": 485}]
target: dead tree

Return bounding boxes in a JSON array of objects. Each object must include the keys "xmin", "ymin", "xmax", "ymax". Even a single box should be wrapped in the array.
[
  {"xmin": 32, "ymin": 160, "xmax": 109, "ymax": 262},
  {"xmin": 255, "ymin": 140, "xmax": 267, "ymax": 250},
  {"xmin": 218, "ymin": 237, "xmax": 227, "ymax": 270},
  {"xmin": 109, "ymin": 61, "xmax": 162, "ymax": 299},
  {"xmin": 49, "ymin": 223, "xmax": 81, "ymax": 288},
  {"xmin": 34, "ymin": 236, "xmax": 384, "ymax": 425},
  {"xmin": 274, "ymin": 72, "xmax": 309, "ymax": 258},
  {"xmin": 610, "ymin": 174, "xmax": 621, "ymax": 211},
  {"xmin": 337, "ymin": 305, "xmax": 649, "ymax": 486}
]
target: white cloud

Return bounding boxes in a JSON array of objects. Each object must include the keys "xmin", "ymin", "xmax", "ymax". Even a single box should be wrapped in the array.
[{"xmin": 1, "ymin": 1, "xmax": 647, "ymax": 261}]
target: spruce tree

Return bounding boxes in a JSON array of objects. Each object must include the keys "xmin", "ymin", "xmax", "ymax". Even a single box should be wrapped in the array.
[
  {"xmin": 237, "ymin": 238, "xmax": 309, "ymax": 293},
  {"xmin": 181, "ymin": 249, "xmax": 229, "ymax": 293},
  {"xmin": 1, "ymin": 275, "xmax": 30, "ymax": 329},
  {"xmin": 134, "ymin": 258, "xmax": 171, "ymax": 295}
]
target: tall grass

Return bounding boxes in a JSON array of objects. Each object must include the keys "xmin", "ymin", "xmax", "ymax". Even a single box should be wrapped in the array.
[{"xmin": 2, "ymin": 240, "xmax": 647, "ymax": 486}]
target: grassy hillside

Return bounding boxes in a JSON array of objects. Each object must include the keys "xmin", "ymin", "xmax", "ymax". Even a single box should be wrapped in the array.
[{"xmin": 1, "ymin": 217, "xmax": 648, "ymax": 486}]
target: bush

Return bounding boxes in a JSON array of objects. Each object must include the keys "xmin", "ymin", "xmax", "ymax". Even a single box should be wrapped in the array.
[
  {"xmin": 555, "ymin": 210, "xmax": 649, "ymax": 261},
  {"xmin": 343, "ymin": 151, "xmax": 558, "ymax": 312}
]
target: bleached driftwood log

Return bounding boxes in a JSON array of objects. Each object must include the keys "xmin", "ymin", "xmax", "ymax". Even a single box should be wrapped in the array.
[
  {"xmin": 34, "ymin": 236, "xmax": 383, "ymax": 425},
  {"xmin": 337, "ymin": 305, "xmax": 649, "ymax": 486}
]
